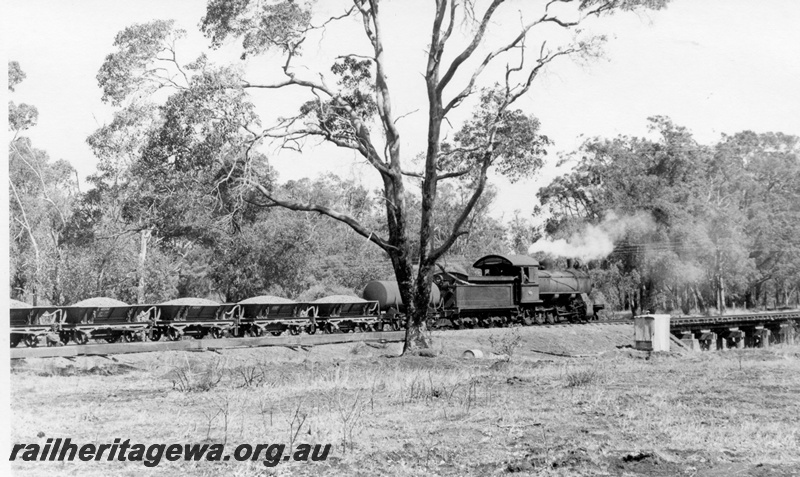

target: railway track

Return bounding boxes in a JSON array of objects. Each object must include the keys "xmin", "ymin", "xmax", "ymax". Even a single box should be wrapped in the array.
[
  {"xmin": 11, "ymin": 311, "xmax": 798, "ymax": 360},
  {"xmin": 10, "ymin": 330, "xmax": 407, "ymax": 359}
]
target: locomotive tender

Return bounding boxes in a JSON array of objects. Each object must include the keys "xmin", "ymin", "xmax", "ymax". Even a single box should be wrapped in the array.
[{"xmin": 10, "ymin": 254, "xmax": 600, "ymax": 347}]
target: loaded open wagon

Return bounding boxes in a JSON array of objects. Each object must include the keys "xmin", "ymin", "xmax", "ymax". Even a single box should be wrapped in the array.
[
  {"xmin": 10, "ymin": 303, "xmax": 65, "ymax": 347},
  {"xmin": 311, "ymin": 296, "xmax": 383, "ymax": 333},
  {"xmin": 153, "ymin": 298, "xmax": 239, "ymax": 341},
  {"xmin": 235, "ymin": 296, "xmax": 315, "ymax": 337},
  {"xmin": 61, "ymin": 300, "xmax": 153, "ymax": 344}
]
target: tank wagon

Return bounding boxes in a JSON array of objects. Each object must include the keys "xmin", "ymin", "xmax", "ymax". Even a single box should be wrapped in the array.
[{"xmin": 10, "ymin": 253, "xmax": 601, "ymax": 347}]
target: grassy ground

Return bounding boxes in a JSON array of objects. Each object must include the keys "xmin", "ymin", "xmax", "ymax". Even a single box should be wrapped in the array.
[{"xmin": 9, "ymin": 325, "xmax": 800, "ymax": 476}]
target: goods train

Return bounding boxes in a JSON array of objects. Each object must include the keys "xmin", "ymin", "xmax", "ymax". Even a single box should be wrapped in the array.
[{"xmin": 10, "ymin": 254, "xmax": 602, "ymax": 347}]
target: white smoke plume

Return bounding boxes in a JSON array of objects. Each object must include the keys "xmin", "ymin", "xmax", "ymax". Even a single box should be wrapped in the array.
[{"xmin": 528, "ymin": 211, "xmax": 655, "ymax": 261}]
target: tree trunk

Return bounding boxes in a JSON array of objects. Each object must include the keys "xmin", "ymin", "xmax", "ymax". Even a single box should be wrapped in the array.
[
  {"xmin": 402, "ymin": 263, "xmax": 435, "ymax": 354},
  {"xmin": 754, "ymin": 281, "xmax": 763, "ymax": 310},
  {"xmin": 137, "ymin": 228, "xmax": 151, "ymax": 304},
  {"xmin": 403, "ymin": 314, "xmax": 432, "ymax": 353},
  {"xmin": 693, "ymin": 285, "xmax": 706, "ymax": 314},
  {"xmin": 681, "ymin": 285, "xmax": 691, "ymax": 314}
]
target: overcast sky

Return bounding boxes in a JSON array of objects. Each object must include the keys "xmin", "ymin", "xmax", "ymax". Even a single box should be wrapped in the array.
[{"xmin": 5, "ymin": 0, "xmax": 800, "ymax": 221}]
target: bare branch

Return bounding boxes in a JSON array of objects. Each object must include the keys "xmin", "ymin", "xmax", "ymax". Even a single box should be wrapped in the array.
[
  {"xmin": 429, "ymin": 156, "xmax": 491, "ymax": 262},
  {"xmin": 393, "ymin": 108, "xmax": 420, "ymax": 125},
  {"xmin": 437, "ymin": 0, "xmax": 505, "ymax": 97},
  {"xmin": 436, "ymin": 167, "xmax": 473, "ymax": 181},
  {"xmin": 251, "ymin": 182, "xmax": 397, "ymax": 252},
  {"xmin": 400, "ymin": 169, "xmax": 424, "ymax": 179},
  {"xmin": 306, "ymin": 5, "xmax": 357, "ymax": 31}
]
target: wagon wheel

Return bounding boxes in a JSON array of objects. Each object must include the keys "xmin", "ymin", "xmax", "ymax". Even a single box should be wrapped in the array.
[
  {"xmin": 105, "ymin": 335, "xmax": 119, "ymax": 344},
  {"xmin": 59, "ymin": 331, "xmax": 72, "ymax": 346},
  {"xmin": 289, "ymin": 326, "xmax": 301, "ymax": 336},
  {"xmin": 324, "ymin": 322, "xmax": 336, "ymax": 334},
  {"xmin": 24, "ymin": 335, "xmax": 39, "ymax": 348},
  {"xmin": 119, "ymin": 332, "xmax": 131, "ymax": 343},
  {"xmin": 391, "ymin": 320, "xmax": 402, "ymax": 331},
  {"xmin": 10, "ymin": 335, "xmax": 21, "ymax": 348},
  {"xmin": 270, "ymin": 330, "xmax": 283, "ymax": 337},
  {"xmin": 248, "ymin": 326, "xmax": 263, "ymax": 338},
  {"xmin": 165, "ymin": 327, "xmax": 182, "ymax": 341},
  {"xmin": 305, "ymin": 323, "xmax": 317, "ymax": 335},
  {"xmin": 73, "ymin": 331, "xmax": 90, "ymax": 345},
  {"xmin": 209, "ymin": 327, "xmax": 224, "ymax": 339},
  {"xmin": 148, "ymin": 328, "xmax": 162, "ymax": 342}
]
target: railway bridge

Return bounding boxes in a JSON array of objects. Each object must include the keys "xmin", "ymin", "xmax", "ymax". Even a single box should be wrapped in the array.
[{"xmin": 668, "ymin": 311, "xmax": 799, "ymax": 351}]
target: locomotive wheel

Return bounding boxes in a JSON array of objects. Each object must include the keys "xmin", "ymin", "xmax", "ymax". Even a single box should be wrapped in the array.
[
  {"xmin": 523, "ymin": 316, "xmax": 533, "ymax": 326},
  {"xmin": 521, "ymin": 312, "xmax": 533, "ymax": 326},
  {"xmin": 149, "ymin": 328, "xmax": 162, "ymax": 342},
  {"xmin": 24, "ymin": 335, "xmax": 38, "ymax": 348},
  {"xmin": 73, "ymin": 331, "xmax": 89, "ymax": 345},
  {"xmin": 545, "ymin": 312, "xmax": 556, "ymax": 325},
  {"xmin": 209, "ymin": 328, "xmax": 224, "ymax": 339},
  {"xmin": 534, "ymin": 313, "xmax": 545, "ymax": 325},
  {"xmin": 306, "ymin": 323, "xmax": 317, "ymax": 335}
]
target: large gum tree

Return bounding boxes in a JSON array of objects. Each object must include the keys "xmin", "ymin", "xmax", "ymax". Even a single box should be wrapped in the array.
[{"xmin": 97, "ymin": 0, "xmax": 669, "ymax": 353}]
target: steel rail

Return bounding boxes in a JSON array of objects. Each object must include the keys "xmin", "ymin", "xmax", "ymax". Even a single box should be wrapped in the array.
[{"xmin": 10, "ymin": 331, "xmax": 406, "ymax": 359}]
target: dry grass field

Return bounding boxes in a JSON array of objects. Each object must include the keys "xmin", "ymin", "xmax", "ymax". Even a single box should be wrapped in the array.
[{"xmin": 10, "ymin": 325, "xmax": 800, "ymax": 476}]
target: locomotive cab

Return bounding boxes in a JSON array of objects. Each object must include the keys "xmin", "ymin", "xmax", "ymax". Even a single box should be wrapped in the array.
[{"xmin": 472, "ymin": 254, "xmax": 542, "ymax": 304}]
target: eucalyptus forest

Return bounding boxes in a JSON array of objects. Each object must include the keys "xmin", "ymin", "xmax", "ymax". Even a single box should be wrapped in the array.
[{"xmin": 8, "ymin": 0, "xmax": 800, "ymax": 344}]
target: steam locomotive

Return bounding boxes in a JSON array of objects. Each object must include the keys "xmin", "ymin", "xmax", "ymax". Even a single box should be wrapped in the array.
[
  {"xmin": 365, "ymin": 254, "xmax": 601, "ymax": 328},
  {"xmin": 10, "ymin": 254, "xmax": 601, "ymax": 347}
]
